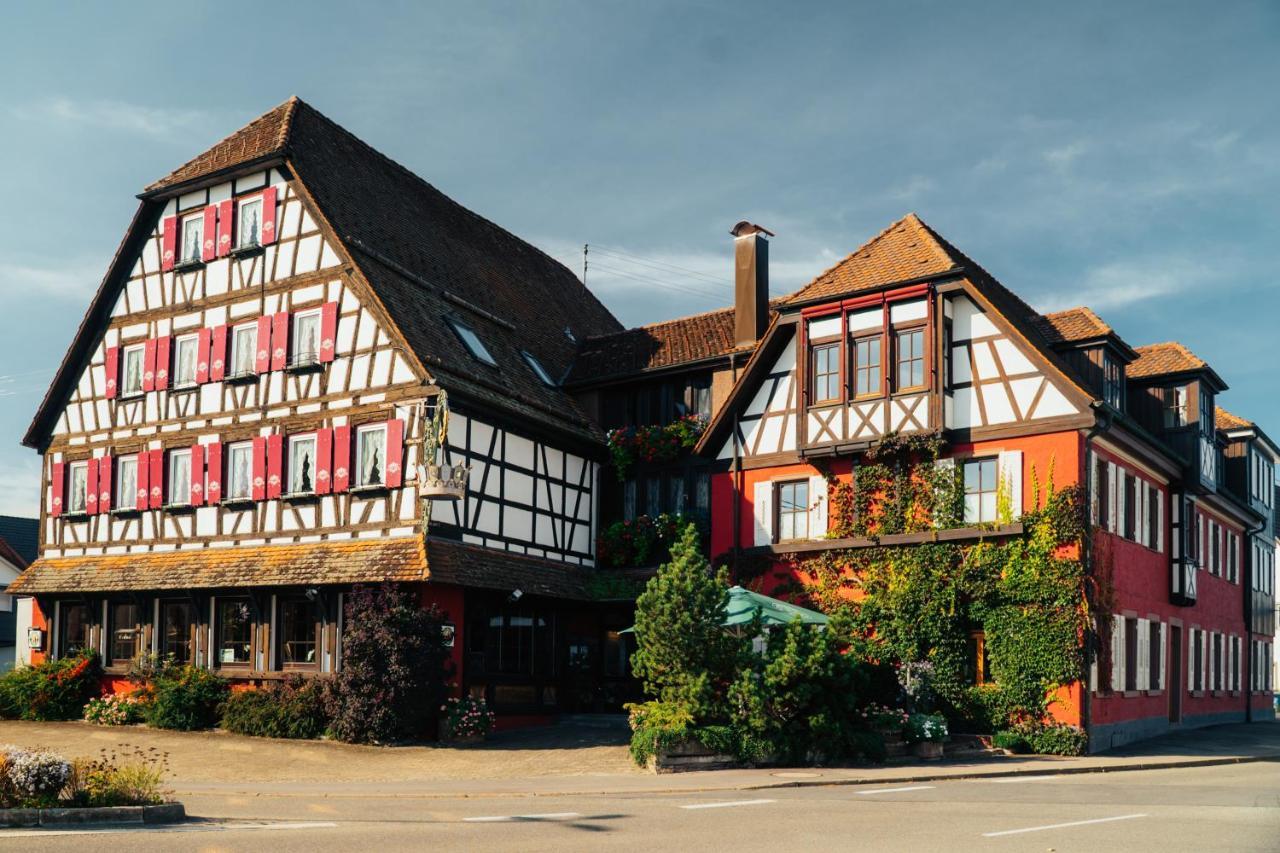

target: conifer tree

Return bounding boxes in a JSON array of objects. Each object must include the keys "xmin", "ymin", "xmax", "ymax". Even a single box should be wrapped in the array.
[{"xmin": 630, "ymin": 523, "xmax": 742, "ymax": 719}]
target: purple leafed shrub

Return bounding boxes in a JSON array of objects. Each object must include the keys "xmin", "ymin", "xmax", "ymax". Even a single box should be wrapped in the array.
[{"xmin": 322, "ymin": 584, "xmax": 454, "ymax": 744}]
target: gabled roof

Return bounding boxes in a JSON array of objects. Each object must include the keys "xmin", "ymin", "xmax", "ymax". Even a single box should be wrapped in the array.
[
  {"xmin": 784, "ymin": 213, "xmax": 961, "ymax": 306},
  {"xmin": 1036, "ymin": 307, "xmax": 1113, "ymax": 344},
  {"xmin": 0, "ymin": 516, "xmax": 38, "ymax": 565},
  {"xmin": 1128, "ymin": 341, "xmax": 1226, "ymax": 390},
  {"xmin": 1215, "ymin": 406, "xmax": 1252, "ymax": 432},
  {"xmin": 28, "ymin": 98, "xmax": 624, "ymax": 449},
  {"xmin": 567, "ymin": 300, "xmax": 782, "ymax": 385}
]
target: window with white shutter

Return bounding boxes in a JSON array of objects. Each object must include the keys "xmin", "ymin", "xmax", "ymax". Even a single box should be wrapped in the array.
[
  {"xmin": 1137, "ymin": 617, "xmax": 1150, "ymax": 690},
  {"xmin": 808, "ymin": 475, "xmax": 828, "ymax": 539},
  {"xmin": 1157, "ymin": 621, "xmax": 1167, "ymax": 690},
  {"xmin": 1107, "ymin": 462, "xmax": 1119, "ymax": 532},
  {"xmin": 752, "ymin": 481, "xmax": 773, "ymax": 546},
  {"xmin": 997, "ymin": 450, "xmax": 1023, "ymax": 520},
  {"xmin": 1110, "ymin": 616, "xmax": 1125, "ymax": 692}
]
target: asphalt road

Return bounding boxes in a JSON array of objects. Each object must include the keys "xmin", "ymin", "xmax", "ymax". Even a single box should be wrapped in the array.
[{"xmin": 3, "ymin": 762, "xmax": 1277, "ymax": 852}]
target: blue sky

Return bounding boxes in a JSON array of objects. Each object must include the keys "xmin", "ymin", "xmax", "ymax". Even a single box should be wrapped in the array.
[{"xmin": 0, "ymin": 1, "xmax": 1277, "ymax": 514}]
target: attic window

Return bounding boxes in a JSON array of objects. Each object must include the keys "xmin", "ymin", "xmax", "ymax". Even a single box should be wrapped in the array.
[
  {"xmin": 521, "ymin": 351, "xmax": 557, "ymax": 387},
  {"xmin": 446, "ymin": 318, "xmax": 497, "ymax": 367}
]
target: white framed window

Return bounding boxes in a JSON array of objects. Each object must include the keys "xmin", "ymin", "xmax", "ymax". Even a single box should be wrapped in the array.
[
  {"xmin": 115, "ymin": 455, "xmax": 138, "ymax": 509},
  {"xmin": 355, "ymin": 423, "xmax": 387, "ymax": 488},
  {"xmin": 521, "ymin": 351, "xmax": 556, "ymax": 387},
  {"xmin": 446, "ymin": 317, "xmax": 497, "ymax": 366},
  {"xmin": 181, "ymin": 214, "xmax": 204, "ymax": 265},
  {"xmin": 292, "ymin": 309, "xmax": 322, "ymax": 366},
  {"xmin": 167, "ymin": 449, "xmax": 191, "ymax": 507},
  {"xmin": 226, "ymin": 441, "xmax": 254, "ymax": 501},
  {"xmin": 230, "ymin": 323, "xmax": 258, "ymax": 378},
  {"xmin": 121, "ymin": 343, "xmax": 146, "ymax": 396},
  {"xmin": 288, "ymin": 434, "xmax": 317, "ymax": 495},
  {"xmin": 66, "ymin": 460, "xmax": 89, "ymax": 514},
  {"xmin": 236, "ymin": 197, "xmax": 263, "ymax": 249},
  {"xmin": 172, "ymin": 334, "xmax": 200, "ymax": 388},
  {"xmin": 963, "ymin": 457, "xmax": 999, "ymax": 524}
]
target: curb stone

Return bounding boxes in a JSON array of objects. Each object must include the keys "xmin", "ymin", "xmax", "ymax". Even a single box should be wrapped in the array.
[{"xmin": 0, "ymin": 802, "xmax": 186, "ymax": 828}]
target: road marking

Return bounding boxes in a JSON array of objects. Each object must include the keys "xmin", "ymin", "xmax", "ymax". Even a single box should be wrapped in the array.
[
  {"xmin": 680, "ymin": 799, "xmax": 776, "ymax": 810},
  {"xmin": 464, "ymin": 812, "xmax": 582, "ymax": 823},
  {"xmin": 855, "ymin": 786, "xmax": 935, "ymax": 795},
  {"xmin": 982, "ymin": 813, "xmax": 1148, "ymax": 837},
  {"xmin": 988, "ymin": 775, "xmax": 1057, "ymax": 783},
  {"xmin": 0, "ymin": 821, "xmax": 338, "ymax": 838}
]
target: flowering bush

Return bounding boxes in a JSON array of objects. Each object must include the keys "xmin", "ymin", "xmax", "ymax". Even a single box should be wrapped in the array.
[
  {"xmin": 0, "ymin": 652, "xmax": 102, "ymax": 721},
  {"xmin": 440, "ymin": 696, "xmax": 495, "ymax": 741},
  {"xmin": 83, "ymin": 693, "xmax": 149, "ymax": 726},
  {"xmin": 6, "ymin": 747, "xmax": 71, "ymax": 806},
  {"xmin": 607, "ymin": 416, "xmax": 706, "ymax": 481},
  {"xmin": 64, "ymin": 746, "xmax": 170, "ymax": 807},
  {"xmin": 904, "ymin": 713, "xmax": 948, "ymax": 744},
  {"xmin": 597, "ymin": 512, "xmax": 692, "ymax": 568},
  {"xmin": 859, "ymin": 702, "xmax": 910, "ymax": 733}
]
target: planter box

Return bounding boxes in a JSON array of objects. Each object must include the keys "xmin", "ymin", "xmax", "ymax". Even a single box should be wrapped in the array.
[
  {"xmin": 648, "ymin": 739, "xmax": 738, "ymax": 774},
  {"xmin": 879, "ymin": 731, "xmax": 910, "ymax": 759},
  {"xmin": 0, "ymin": 802, "xmax": 185, "ymax": 828},
  {"xmin": 912, "ymin": 740, "xmax": 944, "ymax": 760}
]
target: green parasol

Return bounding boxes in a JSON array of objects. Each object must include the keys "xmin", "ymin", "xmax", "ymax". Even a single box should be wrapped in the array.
[{"xmin": 622, "ymin": 586, "xmax": 828, "ymax": 633}]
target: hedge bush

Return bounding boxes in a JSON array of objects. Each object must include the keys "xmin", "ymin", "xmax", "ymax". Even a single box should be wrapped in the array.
[
  {"xmin": 146, "ymin": 665, "xmax": 229, "ymax": 730},
  {"xmin": 221, "ymin": 676, "xmax": 327, "ymax": 739},
  {"xmin": 0, "ymin": 653, "xmax": 101, "ymax": 721}
]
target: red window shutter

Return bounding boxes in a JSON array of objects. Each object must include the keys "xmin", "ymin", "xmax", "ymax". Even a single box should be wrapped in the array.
[
  {"xmin": 217, "ymin": 199, "xmax": 234, "ymax": 258},
  {"xmin": 271, "ymin": 311, "xmax": 289, "ymax": 371},
  {"xmin": 154, "ymin": 335, "xmax": 171, "ymax": 391},
  {"xmin": 206, "ymin": 442, "xmax": 222, "ymax": 505},
  {"xmin": 266, "ymin": 434, "xmax": 283, "ymax": 498},
  {"xmin": 149, "ymin": 449, "xmax": 164, "ymax": 509},
  {"xmin": 190, "ymin": 443, "xmax": 205, "ymax": 507},
  {"xmin": 315, "ymin": 428, "xmax": 333, "ymax": 495},
  {"xmin": 252, "ymin": 437, "xmax": 267, "ymax": 500},
  {"xmin": 135, "ymin": 450, "xmax": 149, "ymax": 510},
  {"xmin": 86, "ymin": 457, "xmax": 99, "ymax": 515},
  {"xmin": 98, "ymin": 455, "xmax": 113, "ymax": 514},
  {"xmin": 210, "ymin": 325, "xmax": 228, "ymax": 381},
  {"xmin": 385, "ymin": 419, "xmax": 405, "ymax": 488},
  {"xmin": 201, "ymin": 205, "xmax": 217, "ymax": 262},
  {"xmin": 161, "ymin": 216, "xmax": 177, "ymax": 271},
  {"xmin": 333, "ymin": 425, "xmax": 351, "ymax": 493},
  {"xmin": 195, "ymin": 328, "xmax": 212, "ymax": 384},
  {"xmin": 319, "ymin": 301, "xmax": 339, "ymax": 362},
  {"xmin": 143, "ymin": 337, "xmax": 158, "ymax": 392},
  {"xmin": 255, "ymin": 316, "xmax": 272, "ymax": 374},
  {"xmin": 260, "ymin": 186, "xmax": 279, "ymax": 245},
  {"xmin": 104, "ymin": 346, "xmax": 119, "ymax": 399},
  {"xmin": 50, "ymin": 461, "xmax": 65, "ymax": 518}
]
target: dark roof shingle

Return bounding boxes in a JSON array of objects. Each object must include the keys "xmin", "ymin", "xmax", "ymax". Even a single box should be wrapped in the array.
[{"xmin": 0, "ymin": 516, "xmax": 39, "ymax": 565}]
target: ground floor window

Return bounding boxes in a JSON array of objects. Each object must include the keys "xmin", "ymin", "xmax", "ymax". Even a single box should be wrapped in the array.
[
  {"xmin": 278, "ymin": 595, "xmax": 321, "ymax": 668},
  {"xmin": 217, "ymin": 599, "xmax": 253, "ymax": 667},
  {"xmin": 59, "ymin": 602, "xmax": 92, "ymax": 657},
  {"xmin": 160, "ymin": 600, "xmax": 193, "ymax": 665},
  {"xmin": 109, "ymin": 601, "xmax": 140, "ymax": 665},
  {"xmin": 964, "ymin": 629, "xmax": 993, "ymax": 685}
]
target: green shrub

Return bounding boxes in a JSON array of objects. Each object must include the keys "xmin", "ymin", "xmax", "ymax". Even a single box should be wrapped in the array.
[
  {"xmin": 64, "ymin": 747, "xmax": 169, "ymax": 807},
  {"xmin": 0, "ymin": 653, "xmax": 101, "ymax": 721},
  {"xmin": 221, "ymin": 676, "xmax": 327, "ymax": 739},
  {"xmin": 903, "ymin": 713, "xmax": 948, "ymax": 744},
  {"xmin": 1024, "ymin": 723, "xmax": 1088, "ymax": 756},
  {"xmin": 991, "ymin": 729, "xmax": 1030, "ymax": 753},
  {"xmin": 147, "ymin": 666, "xmax": 229, "ymax": 730},
  {"xmin": 626, "ymin": 702, "xmax": 746, "ymax": 766},
  {"xmin": 83, "ymin": 693, "xmax": 149, "ymax": 726}
]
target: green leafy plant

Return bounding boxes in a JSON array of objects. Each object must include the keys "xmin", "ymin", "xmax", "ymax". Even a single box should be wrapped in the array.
[
  {"xmin": 322, "ymin": 583, "xmax": 454, "ymax": 744},
  {"xmin": 992, "ymin": 729, "xmax": 1030, "ymax": 753},
  {"xmin": 147, "ymin": 665, "xmax": 229, "ymax": 731},
  {"xmin": 221, "ymin": 675, "xmax": 328, "ymax": 739},
  {"xmin": 607, "ymin": 416, "xmax": 707, "ymax": 481},
  {"xmin": 903, "ymin": 713, "xmax": 948, "ymax": 744},
  {"xmin": 64, "ymin": 746, "xmax": 170, "ymax": 807},
  {"xmin": 597, "ymin": 512, "xmax": 696, "ymax": 568},
  {"xmin": 440, "ymin": 696, "xmax": 496, "ymax": 741},
  {"xmin": 0, "ymin": 652, "xmax": 102, "ymax": 721}
]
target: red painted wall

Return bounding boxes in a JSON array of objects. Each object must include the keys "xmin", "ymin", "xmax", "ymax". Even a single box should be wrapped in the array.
[{"xmin": 419, "ymin": 582, "xmax": 466, "ymax": 698}]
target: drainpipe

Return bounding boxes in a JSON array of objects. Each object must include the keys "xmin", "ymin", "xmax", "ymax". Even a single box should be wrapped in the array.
[{"xmin": 1081, "ymin": 402, "xmax": 1114, "ymax": 741}]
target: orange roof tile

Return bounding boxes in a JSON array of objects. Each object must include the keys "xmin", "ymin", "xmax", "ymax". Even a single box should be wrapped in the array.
[
  {"xmin": 145, "ymin": 97, "xmax": 300, "ymax": 192},
  {"xmin": 1035, "ymin": 306, "xmax": 1113, "ymax": 344},
  {"xmin": 1128, "ymin": 342, "xmax": 1208, "ymax": 378},
  {"xmin": 1215, "ymin": 406, "xmax": 1252, "ymax": 432}
]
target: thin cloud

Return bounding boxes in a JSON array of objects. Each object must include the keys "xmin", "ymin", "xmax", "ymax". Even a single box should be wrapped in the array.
[
  {"xmin": 12, "ymin": 96, "xmax": 210, "ymax": 139},
  {"xmin": 1038, "ymin": 255, "xmax": 1225, "ymax": 312},
  {"xmin": 0, "ymin": 456, "xmax": 42, "ymax": 518},
  {"xmin": 0, "ymin": 259, "xmax": 103, "ymax": 301}
]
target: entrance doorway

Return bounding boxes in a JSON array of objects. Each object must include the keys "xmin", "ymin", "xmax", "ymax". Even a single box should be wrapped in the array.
[{"xmin": 1169, "ymin": 625, "xmax": 1182, "ymax": 724}]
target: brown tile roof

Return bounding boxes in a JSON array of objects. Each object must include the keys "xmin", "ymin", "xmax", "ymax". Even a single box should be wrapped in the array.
[
  {"xmin": 425, "ymin": 538, "xmax": 653, "ymax": 600},
  {"xmin": 568, "ymin": 301, "xmax": 781, "ymax": 384},
  {"xmin": 145, "ymin": 98, "xmax": 300, "ymax": 192},
  {"xmin": 1128, "ymin": 342, "xmax": 1208, "ymax": 378},
  {"xmin": 7, "ymin": 537, "xmax": 427, "ymax": 594},
  {"xmin": 1215, "ymin": 406, "xmax": 1252, "ymax": 432},
  {"xmin": 784, "ymin": 213, "xmax": 961, "ymax": 305},
  {"xmin": 1035, "ymin": 306, "xmax": 1113, "ymax": 344}
]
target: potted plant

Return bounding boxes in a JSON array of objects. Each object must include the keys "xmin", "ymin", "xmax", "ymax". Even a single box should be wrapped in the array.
[
  {"xmin": 904, "ymin": 713, "xmax": 948, "ymax": 759},
  {"xmin": 438, "ymin": 695, "xmax": 496, "ymax": 744}
]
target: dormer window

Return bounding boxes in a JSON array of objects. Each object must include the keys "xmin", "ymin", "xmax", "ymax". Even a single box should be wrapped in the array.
[
  {"xmin": 121, "ymin": 343, "xmax": 146, "ymax": 397},
  {"xmin": 172, "ymin": 334, "xmax": 199, "ymax": 389},
  {"xmin": 1198, "ymin": 385, "xmax": 1214, "ymax": 439},
  {"xmin": 446, "ymin": 318, "xmax": 497, "ymax": 366},
  {"xmin": 1163, "ymin": 386, "xmax": 1188, "ymax": 428},
  {"xmin": 237, "ymin": 197, "xmax": 263, "ymax": 249},
  {"xmin": 1102, "ymin": 353, "xmax": 1124, "ymax": 410},
  {"xmin": 521, "ymin": 351, "xmax": 557, "ymax": 387},
  {"xmin": 181, "ymin": 215, "xmax": 204, "ymax": 266},
  {"xmin": 292, "ymin": 309, "xmax": 321, "ymax": 367},
  {"xmin": 66, "ymin": 460, "xmax": 89, "ymax": 514}
]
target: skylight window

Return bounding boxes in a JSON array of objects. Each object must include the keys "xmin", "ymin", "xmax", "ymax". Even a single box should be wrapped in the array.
[
  {"xmin": 522, "ymin": 351, "xmax": 557, "ymax": 387},
  {"xmin": 446, "ymin": 318, "xmax": 497, "ymax": 366}
]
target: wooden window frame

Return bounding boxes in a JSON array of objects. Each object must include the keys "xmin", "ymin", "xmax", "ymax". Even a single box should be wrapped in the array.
[
  {"xmin": 290, "ymin": 308, "xmax": 323, "ymax": 369},
  {"xmin": 65, "ymin": 459, "xmax": 90, "ymax": 515},
  {"xmin": 354, "ymin": 422, "xmax": 389, "ymax": 490},
  {"xmin": 285, "ymin": 432, "xmax": 319, "ymax": 497},
  {"xmin": 228, "ymin": 322, "xmax": 258, "ymax": 380},
  {"xmin": 179, "ymin": 212, "xmax": 204, "ymax": 267},
  {"xmin": 171, "ymin": 332, "xmax": 201, "ymax": 390},
  {"xmin": 773, "ymin": 479, "xmax": 810, "ymax": 544},
  {"xmin": 58, "ymin": 601, "xmax": 94, "ymax": 659},
  {"xmin": 851, "ymin": 333, "xmax": 883, "ymax": 400},
  {"xmin": 113, "ymin": 453, "xmax": 139, "ymax": 512},
  {"xmin": 808, "ymin": 339, "xmax": 842, "ymax": 405},
  {"xmin": 962, "ymin": 456, "xmax": 999, "ymax": 525},
  {"xmin": 121, "ymin": 342, "xmax": 147, "ymax": 398},
  {"xmin": 158, "ymin": 599, "xmax": 195, "ymax": 666},
  {"xmin": 276, "ymin": 594, "xmax": 322, "ymax": 671},
  {"xmin": 165, "ymin": 448, "xmax": 192, "ymax": 509},
  {"xmin": 107, "ymin": 599, "xmax": 142, "ymax": 669},
  {"xmin": 892, "ymin": 323, "xmax": 927, "ymax": 394},
  {"xmin": 224, "ymin": 440, "xmax": 255, "ymax": 502},
  {"xmin": 214, "ymin": 597, "xmax": 254, "ymax": 670},
  {"xmin": 236, "ymin": 195, "xmax": 264, "ymax": 250}
]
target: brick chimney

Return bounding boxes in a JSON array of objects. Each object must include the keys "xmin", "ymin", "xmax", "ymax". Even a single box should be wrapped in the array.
[{"xmin": 731, "ymin": 221, "xmax": 774, "ymax": 348}]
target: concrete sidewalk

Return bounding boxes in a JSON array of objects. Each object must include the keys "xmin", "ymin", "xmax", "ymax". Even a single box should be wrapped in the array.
[{"xmin": 2, "ymin": 717, "xmax": 1275, "ymax": 801}]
